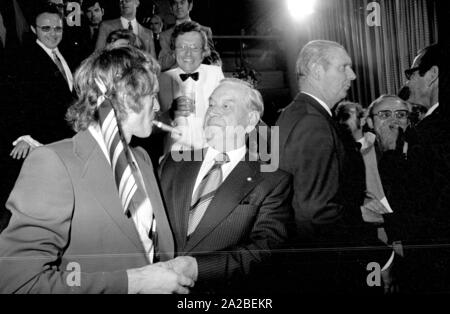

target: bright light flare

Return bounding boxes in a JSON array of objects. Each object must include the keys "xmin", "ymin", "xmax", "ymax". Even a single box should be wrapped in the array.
[{"xmin": 287, "ymin": 0, "xmax": 316, "ymax": 21}]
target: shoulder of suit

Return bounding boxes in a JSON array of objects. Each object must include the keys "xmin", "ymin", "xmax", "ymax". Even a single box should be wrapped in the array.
[{"xmin": 100, "ymin": 19, "xmax": 120, "ymax": 29}]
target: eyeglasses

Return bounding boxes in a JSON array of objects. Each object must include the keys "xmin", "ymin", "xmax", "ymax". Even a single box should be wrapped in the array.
[
  {"xmin": 373, "ymin": 110, "xmax": 409, "ymax": 120},
  {"xmin": 404, "ymin": 67, "xmax": 420, "ymax": 80},
  {"xmin": 36, "ymin": 25, "xmax": 63, "ymax": 33},
  {"xmin": 175, "ymin": 44, "xmax": 202, "ymax": 53}
]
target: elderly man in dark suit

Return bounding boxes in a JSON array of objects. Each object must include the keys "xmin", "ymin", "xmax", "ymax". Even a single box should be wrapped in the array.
[
  {"xmin": 159, "ymin": 78, "xmax": 293, "ymax": 293},
  {"xmin": 276, "ymin": 40, "xmax": 390, "ymax": 293},
  {"xmin": 95, "ymin": 0, "xmax": 156, "ymax": 57}
]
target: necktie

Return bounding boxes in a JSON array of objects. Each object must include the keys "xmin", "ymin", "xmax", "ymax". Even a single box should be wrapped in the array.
[
  {"xmin": 188, "ymin": 153, "xmax": 230, "ymax": 236},
  {"xmin": 95, "ymin": 80, "xmax": 156, "ymax": 251},
  {"xmin": 52, "ymin": 50, "xmax": 68, "ymax": 84},
  {"xmin": 179, "ymin": 72, "xmax": 199, "ymax": 81},
  {"xmin": 128, "ymin": 21, "xmax": 133, "ymax": 32}
]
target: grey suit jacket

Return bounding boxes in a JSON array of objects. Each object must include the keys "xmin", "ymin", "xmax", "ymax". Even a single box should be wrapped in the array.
[
  {"xmin": 0, "ymin": 130, "xmax": 174, "ymax": 293},
  {"xmin": 95, "ymin": 18, "xmax": 156, "ymax": 58}
]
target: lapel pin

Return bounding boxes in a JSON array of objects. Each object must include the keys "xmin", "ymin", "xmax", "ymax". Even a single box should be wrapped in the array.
[{"xmin": 247, "ymin": 177, "xmax": 252, "ymax": 182}]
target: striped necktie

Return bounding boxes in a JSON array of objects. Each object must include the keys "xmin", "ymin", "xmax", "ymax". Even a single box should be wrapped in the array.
[
  {"xmin": 188, "ymin": 153, "xmax": 230, "ymax": 236},
  {"xmin": 95, "ymin": 79, "xmax": 157, "ymax": 248}
]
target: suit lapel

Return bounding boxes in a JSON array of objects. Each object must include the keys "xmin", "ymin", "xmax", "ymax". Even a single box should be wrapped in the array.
[
  {"xmin": 136, "ymin": 154, "xmax": 174, "ymax": 261},
  {"xmin": 74, "ymin": 131, "xmax": 144, "ymax": 252},
  {"xmin": 185, "ymin": 161, "xmax": 261, "ymax": 252},
  {"xmin": 174, "ymin": 158, "xmax": 202, "ymax": 251}
]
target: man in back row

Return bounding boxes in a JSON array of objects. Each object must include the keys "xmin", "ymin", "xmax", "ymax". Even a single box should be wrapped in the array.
[
  {"xmin": 158, "ymin": 0, "xmax": 218, "ymax": 71},
  {"xmin": 276, "ymin": 40, "xmax": 390, "ymax": 293},
  {"xmin": 95, "ymin": 0, "xmax": 156, "ymax": 58}
]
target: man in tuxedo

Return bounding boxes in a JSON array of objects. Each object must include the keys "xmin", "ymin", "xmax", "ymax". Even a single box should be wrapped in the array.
[
  {"xmin": 159, "ymin": 78, "xmax": 293, "ymax": 293},
  {"xmin": 10, "ymin": 2, "xmax": 75, "ymax": 160},
  {"xmin": 95, "ymin": 0, "xmax": 156, "ymax": 57},
  {"xmin": 81, "ymin": 0, "xmax": 104, "ymax": 53},
  {"xmin": 401, "ymin": 43, "xmax": 450, "ymax": 292},
  {"xmin": 158, "ymin": 21, "xmax": 224, "ymax": 153},
  {"xmin": 158, "ymin": 0, "xmax": 219, "ymax": 71},
  {"xmin": 276, "ymin": 40, "xmax": 390, "ymax": 293}
]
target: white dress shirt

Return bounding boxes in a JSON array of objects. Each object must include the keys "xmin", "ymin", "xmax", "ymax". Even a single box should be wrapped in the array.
[
  {"xmin": 120, "ymin": 17, "xmax": 138, "ymax": 36},
  {"xmin": 36, "ymin": 39, "xmax": 73, "ymax": 91},
  {"xmin": 159, "ymin": 64, "xmax": 225, "ymax": 151},
  {"xmin": 192, "ymin": 145, "xmax": 247, "ymax": 198},
  {"xmin": 425, "ymin": 102, "xmax": 439, "ymax": 118},
  {"xmin": 88, "ymin": 124, "xmax": 156, "ymax": 263}
]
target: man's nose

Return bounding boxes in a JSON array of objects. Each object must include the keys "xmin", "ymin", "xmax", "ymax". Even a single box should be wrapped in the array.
[{"xmin": 347, "ymin": 68, "xmax": 356, "ymax": 80}]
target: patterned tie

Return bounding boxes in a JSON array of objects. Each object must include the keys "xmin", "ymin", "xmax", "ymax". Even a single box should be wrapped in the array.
[
  {"xmin": 94, "ymin": 79, "xmax": 157, "ymax": 248},
  {"xmin": 187, "ymin": 153, "xmax": 230, "ymax": 236},
  {"xmin": 52, "ymin": 50, "xmax": 68, "ymax": 84}
]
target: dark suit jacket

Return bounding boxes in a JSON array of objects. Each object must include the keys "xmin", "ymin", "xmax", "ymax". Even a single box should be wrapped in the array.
[
  {"xmin": 405, "ymin": 108, "xmax": 450, "ymax": 244},
  {"xmin": 276, "ymin": 93, "xmax": 368, "ymax": 245},
  {"xmin": 95, "ymin": 18, "xmax": 156, "ymax": 58},
  {"xmin": 12, "ymin": 41, "xmax": 75, "ymax": 145},
  {"xmin": 0, "ymin": 130, "xmax": 174, "ymax": 293},
  {"xmin": 159, "ymin": 149, "xmax": 293, "ymax": 292},
  {"xmin": 276, "ymin": 93, "xmax": 390, "ymax": 292}
]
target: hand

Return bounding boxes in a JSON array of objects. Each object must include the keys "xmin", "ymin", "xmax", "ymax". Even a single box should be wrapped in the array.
[
  {"xmin": 377, "ymin": 123, "xmax": 399, "ymax": 151},
  {"xmin": 174, "ymin": 96, "xmax": 194, "ymax": 118},
  {"xmin": 381, "ymin": 264, "xmax": 399, "ymax": 294},
  {"xmin": 363, "ymin": 198, "xmax": 390, "ymax": 215},
  {"xmin": 158, "ymin": 256, "xmax": 198, "ymax": 281},
  {"xmin": 127, "ymin": 263, "xmax": 195, "ymax": 294},
  {"xmin": 10, "ymin": 140, "xmax": 32, "ymax": 159}
]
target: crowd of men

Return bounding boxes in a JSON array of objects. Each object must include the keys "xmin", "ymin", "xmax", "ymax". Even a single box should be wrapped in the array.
[{"xmin": 0, "ymin": 0, "xmax": 449, "ymax": 294}]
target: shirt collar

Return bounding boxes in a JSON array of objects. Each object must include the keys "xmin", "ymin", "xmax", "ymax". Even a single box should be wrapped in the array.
[
  {"xmin": 425, "ymin": 102, "xmax": 439, "ymax": 118},
  {"xmin": 88, "ymin": 124, "xmax": 110, "ymax": 165},
  {"xmin": 301, "ymin": 92, "xmax": 333, "ymax": 117},
  {"xmin": 205, "ymin": 144, "xmax": 246, "ymax": 164},
  {"xmin": 36, "ymin": 39, "xmax": 59, "ymax": 57},
  {"xmin": 176, "ymin": 17, "xmax": 191, "ymax": 25},
  {"xmin": 120, "ymin": 17, "xmax": 137, "ymax": 28}
]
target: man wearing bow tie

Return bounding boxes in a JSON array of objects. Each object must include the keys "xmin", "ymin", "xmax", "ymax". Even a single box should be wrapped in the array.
[
  {"xmin": 159, "ymin": 21, "xmax": 224, "ymax": 153},
  {"xmin": 159, "ymin": 78, "xmax": 293, "ymax": 293}
]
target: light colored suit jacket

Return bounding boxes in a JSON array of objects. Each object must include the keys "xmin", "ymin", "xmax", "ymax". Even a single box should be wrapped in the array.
[
  {"xmin": 95, "ymin": 18, "xmax": 156, "ymax": 58},
  {"xmin": 0, "ymin": 130, "xmax": 174, "ymax": 293}
]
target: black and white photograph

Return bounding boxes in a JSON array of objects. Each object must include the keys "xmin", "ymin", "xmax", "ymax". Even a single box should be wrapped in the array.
[{"xmin": 0, "ymin": 0, "xmax": 449, "ymax": 301}]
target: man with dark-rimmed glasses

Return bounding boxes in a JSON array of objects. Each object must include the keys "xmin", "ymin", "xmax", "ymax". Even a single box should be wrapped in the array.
[{"xmin": 401, "ymin": 43, "xmax": 450, "ymax": 293}]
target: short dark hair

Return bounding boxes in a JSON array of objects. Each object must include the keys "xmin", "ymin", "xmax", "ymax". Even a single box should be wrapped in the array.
[
  {"xmin": 81, "ymin": 0, "xmax": 103, "ymax": 12},
  {"xmin": 335, "ymin": 101, "xmax": 364, "ymax": 124},
  {"xmin": 170, "ymin": 21, "xmax": 209, "ymax": 56},
  {"xmin": 169, "ymin": 0, "xmax": 193, "ymax": 6},
  {"xmin": 33, "ymin": 2, "xmax": 63, "ymax": 25},
  {"xmin": 415, "ymin": 43, "xmax": 441, "ymax": 76}
]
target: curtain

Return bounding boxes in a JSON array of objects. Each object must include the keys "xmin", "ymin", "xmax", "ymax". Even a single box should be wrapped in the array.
[{"xmin": 283, "ymin": 0, "xmax": 438, "ymax": 107}]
